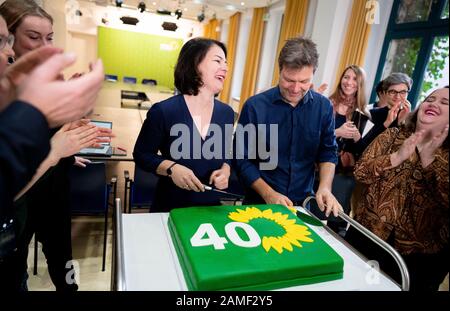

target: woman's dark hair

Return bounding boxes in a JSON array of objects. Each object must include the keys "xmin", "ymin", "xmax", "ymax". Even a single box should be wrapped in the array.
[
  {"xmin": 405, "ymin": 85, "xmax": 449, "ymax": 149},
  {"xmin": 174, "ymin": 37, "xmax": 227, "ymax": 96},
  {"xmin": 375, "ymin": 72, "xmax": 413, "ymax": 95}
]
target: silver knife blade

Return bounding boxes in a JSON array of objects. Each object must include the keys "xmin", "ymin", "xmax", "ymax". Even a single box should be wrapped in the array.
[{"xmin": 203, "ymin": 185, "xmax": 244, "ymax": 199}]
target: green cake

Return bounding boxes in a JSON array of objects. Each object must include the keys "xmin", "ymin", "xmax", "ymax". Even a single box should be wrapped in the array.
[{"xmin": 168, "ymin": 204, "xmax": 343, "ymax": 291}]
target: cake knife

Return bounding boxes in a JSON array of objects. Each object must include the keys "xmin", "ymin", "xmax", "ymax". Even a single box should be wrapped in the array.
[{"xmin": 203, "ymin": 185, "xmax": 244, "ymax": 199}]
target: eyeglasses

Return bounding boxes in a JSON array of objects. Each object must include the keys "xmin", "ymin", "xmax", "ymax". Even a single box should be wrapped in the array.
[
  {"xmin": 386, "ymin": 89, "xmax": 409, "ymax": 96},
  {"xmin": 0, "ymin": 34, "xmax": 15, "ymax": 51}
]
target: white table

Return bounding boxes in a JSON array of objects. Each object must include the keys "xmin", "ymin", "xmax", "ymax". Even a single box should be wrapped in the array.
[{"xmin": 118, "ymin": 208, "xmax": 401, "ymax": 291}]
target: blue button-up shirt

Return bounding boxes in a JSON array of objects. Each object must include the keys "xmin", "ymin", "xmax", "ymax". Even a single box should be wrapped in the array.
[{"xmin": 234, "ymin": 86, "xmax": 338, "ymax": 203}]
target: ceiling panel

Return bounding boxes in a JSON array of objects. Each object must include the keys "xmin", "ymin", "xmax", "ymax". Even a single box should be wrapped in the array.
[{"xmin": 86, "ymin": 0, "xmax": 281, "ymax": 21}]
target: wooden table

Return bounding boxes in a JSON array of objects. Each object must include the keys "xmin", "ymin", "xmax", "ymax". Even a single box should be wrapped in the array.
[
  {"xmin": 97, "ymin": 82, "xmax": 173, "ymax": 109},
  {"xmin": 86, "ymin": 106, "xmax": 143, "ymax": 161}
]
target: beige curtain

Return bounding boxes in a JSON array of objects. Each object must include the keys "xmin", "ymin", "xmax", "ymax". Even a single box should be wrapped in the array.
[
  {"xmin": 334, "ymin": 0, "xmax": 372, "ymax": 88},
  {"xmin": 239, "ymin": 7, "xmax": 266, "ymax": 110},
  {"xmin": 219, "ymin": 13, "xmax": 241, "ymax": 104},
  {"xmin": 203, "ymin": 18, "xmax": 222, "ymax": 40},
  {"xmin": 271, "ymin": 0, "xmax": 309, "ymax": 86}
]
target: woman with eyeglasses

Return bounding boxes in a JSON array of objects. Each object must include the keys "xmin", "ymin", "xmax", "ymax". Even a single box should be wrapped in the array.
[
  {"xmin": 0, "ymin": 30, "xmax": 15, "ymax": 65},
  {"xmin": 351, "ymin": 73, "xmax": 414, "ymax": 159},
  {"xmin": 371, "ymin": 73, "xmax": 413, "ymax": 129},
  {"xmin": 346, "ymin": 86, "xmax": 449, "ymax": 291}
]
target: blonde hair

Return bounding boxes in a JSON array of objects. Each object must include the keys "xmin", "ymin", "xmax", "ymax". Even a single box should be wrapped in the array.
[
  {"xmin": 330, "ymin": 65, "xmax": 369, "ymax": 118},
  {"xmin": 0, "ymin": 0, "xmax": 53, "ymax": 34}
]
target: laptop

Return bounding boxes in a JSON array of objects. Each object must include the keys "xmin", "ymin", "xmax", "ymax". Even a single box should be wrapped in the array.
[{"xmin": 77, "ymin": 121, "xmax": 113, "ymax": 157}]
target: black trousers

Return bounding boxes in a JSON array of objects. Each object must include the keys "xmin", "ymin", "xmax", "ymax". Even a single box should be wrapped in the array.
[
  {"xmin": 0, "ymin": 159, "xmax": 77, "ymax": 291},
  {"xmin": 345, "ymin": 226, "xmax": 449, "ymax": 291}
]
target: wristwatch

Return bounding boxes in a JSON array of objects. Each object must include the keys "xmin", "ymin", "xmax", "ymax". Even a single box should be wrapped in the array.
[{"xmin": 166, "ymin": 162, "xmax": 177, "ymax": 177}]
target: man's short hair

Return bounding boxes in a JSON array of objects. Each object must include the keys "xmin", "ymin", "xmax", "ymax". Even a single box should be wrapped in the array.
[
  {"xmin": 278, "ymin": 37, "xmax": 319, "ymax": 72},
  {"xmin": 174, "ymin": 37, "xmax": 227, "ymax": 96}
]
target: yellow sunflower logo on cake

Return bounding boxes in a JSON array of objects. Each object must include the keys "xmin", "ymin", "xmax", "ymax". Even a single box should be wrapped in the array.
[{"xmin": 228, "ymin": 207, "xmax": 313, "ymax": 254}]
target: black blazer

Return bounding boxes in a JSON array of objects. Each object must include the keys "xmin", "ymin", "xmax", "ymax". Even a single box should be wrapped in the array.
[{"xmin": 0, "ymin": 101, "xmax": 50, "ymax": 221}]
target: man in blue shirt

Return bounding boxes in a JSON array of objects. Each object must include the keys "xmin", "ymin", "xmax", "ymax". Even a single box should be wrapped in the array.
[{"xmin": 234, "ymin": 37, "xmax": 341, "ymax": 217}]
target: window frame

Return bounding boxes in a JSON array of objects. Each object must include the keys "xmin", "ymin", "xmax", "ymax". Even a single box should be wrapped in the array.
[{"xmin": 370, "ymin": 0, "xmax": 449, "ymax": 108}]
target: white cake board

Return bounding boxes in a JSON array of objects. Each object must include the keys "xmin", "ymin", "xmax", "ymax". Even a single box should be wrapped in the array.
[{"xmin": 120, "ymin": 209, "xmax": 401, "ymax": 291}]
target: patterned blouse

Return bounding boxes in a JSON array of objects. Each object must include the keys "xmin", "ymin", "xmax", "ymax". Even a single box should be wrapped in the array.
[{"xmin": 353, "ymin": 127, "xmax": 449, "ymax": 255}]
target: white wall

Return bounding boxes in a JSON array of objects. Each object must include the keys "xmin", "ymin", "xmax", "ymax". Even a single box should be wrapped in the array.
[
  {"xmin": 310, "ymin": 0, "xmax": 353, "ymax": 97},
  {"xmin": 220, "ymin": 18, "xmax": 229, "ymax": 44},
  {"xmin": 43, "ymin": 0, "xmax": 67, "ymax": 51},
  {"xmin": 256, "ymin": 0, "xmax": 285, "ymax": 93},
  {"xmin": 66, "ymin": 32, "xmax": 97, "ymax": 76},
  {"xmin": 303, "ymin": 0, "xmax": 318, "ymax": 38},
  {"xmin": 230, "ymin": 9, "xmax": 253, "ymax": 101},
  {"xmin": 363, "ymin": 0, "xmax": 394, "ymax": 99}
]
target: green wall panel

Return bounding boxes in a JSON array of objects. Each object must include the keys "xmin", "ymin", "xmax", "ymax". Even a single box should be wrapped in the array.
[{"xmin": 98, "ymin": 26, "xmax": 182, "ymax": 89}]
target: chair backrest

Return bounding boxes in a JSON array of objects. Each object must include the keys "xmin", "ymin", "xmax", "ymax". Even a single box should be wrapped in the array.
[
  {"xmin": 69, "ymin": 162, "xmax": 109, "ymax": 215},
  {"xmin": 142, "ymin": 79, "xmax": 157, "ymax": 86},
  {"xmin": 105, "ymin": 74, "xmax": 118, "ymax": 82},
  {"xmin": 123, "ymin": 76, "xmax": 137, "ymax": 84},
  {"xmin": 130, "ymin": 165, "xmax": 158, "ymax": 208}
]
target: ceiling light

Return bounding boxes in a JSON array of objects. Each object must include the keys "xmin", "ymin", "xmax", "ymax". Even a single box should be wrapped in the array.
[
  {"xmin": 175, "ymin": 9, "xmax": 182, "ymax": 19},
  {"xmin": 162, "ymin": 21, "xmax": 178, "ymax": 31},
  {"xmin": 120, "ymin": 16, "xmax": 139, "ymax": 25},
  {"xmin": 138, "ymin": 1, "xmax": 146, "ymax": 13},
  {"xmin": 241, "ymin": 2, "xmax": 245, "ymax": 6},
  {"xmin": 197, "ymin": 12, "xmax": 205, "ymax": 22},
  {"xmin": 197, "ymin": 5, "xmax": 205, "ymax": 22}
]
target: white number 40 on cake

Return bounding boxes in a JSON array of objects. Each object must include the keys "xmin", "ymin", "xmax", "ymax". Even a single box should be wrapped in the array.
[{"xmin": 190, "ymin": 222, "xmax": 261, "ymax": 250}]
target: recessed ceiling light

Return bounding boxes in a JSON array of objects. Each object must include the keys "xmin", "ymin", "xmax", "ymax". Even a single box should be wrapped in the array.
[
  {"xmin": 152, "ymin": 2, "xmax": 156, "ymax": 5},
  {"xmin": 225, "ymin": 4, "xmax": 235, "ymax": 10},
  {"xmin": 241, "ymin": 2, "xmax": 245, "ymax": 5},
  {"xmin": 184, "ymin": 8, "xmax": 188, "ymax": 11}
]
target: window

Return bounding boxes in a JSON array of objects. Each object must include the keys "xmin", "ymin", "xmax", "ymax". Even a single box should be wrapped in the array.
[
  {"xmin": 442, "ymin": 0, "xmax": 449, "ymax": 18},
  {"xmin": 395, "ymin": 0, "xmax": 433, "ymax": 24},
  {"xmin": 420, "ymin": 36, "xmax": 449, "ymax": 101},
  {"xmin": 371, "ymin": 0, "xmax": 449, "ymax": 108}
]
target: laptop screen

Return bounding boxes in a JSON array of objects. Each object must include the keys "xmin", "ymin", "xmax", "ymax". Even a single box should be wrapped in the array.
[
  {"xmin": 78, "ymin": 120, "xmax": 113, "ymax": 156},
  {"xmin": 91, "ymin": 121, "xmax": 113, "ymax": 146}
]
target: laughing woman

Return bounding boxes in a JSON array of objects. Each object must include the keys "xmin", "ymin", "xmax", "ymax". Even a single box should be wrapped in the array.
[
  {"xmin": 347, "ymin": 86, "xmax": 449, "ymax": 291},
  {"xmin": 134, "ymin": 38, "xmax": 235, "ymax": 212}
]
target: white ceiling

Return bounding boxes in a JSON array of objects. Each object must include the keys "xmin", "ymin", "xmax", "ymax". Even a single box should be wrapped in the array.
[{"xmin": 87, "ymin": 0, "xmax": 281, "ymax": 21}]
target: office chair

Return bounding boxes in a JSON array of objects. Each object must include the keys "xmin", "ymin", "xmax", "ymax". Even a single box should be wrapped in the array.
[
  {"xmin": 33, "ymin": 162, "xmax": 117, "ymax": 274},
  {"xmin": 142, "ymin": 78, "xmax": 157, "ymax": 86},
  {"xmin": 104, "ymin": 74, "xmax": 118, "ymax": 82},
  {"xmin": 124, "ymin": 165, "xmax": 158, "ymax": 213},
  {"xmin": 68, "ymin": 162, "xmax": 117, "ymax": 272},
  {"xmin": 123, "ymin": 76, "xmax": 137, "ymax": 84}
]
